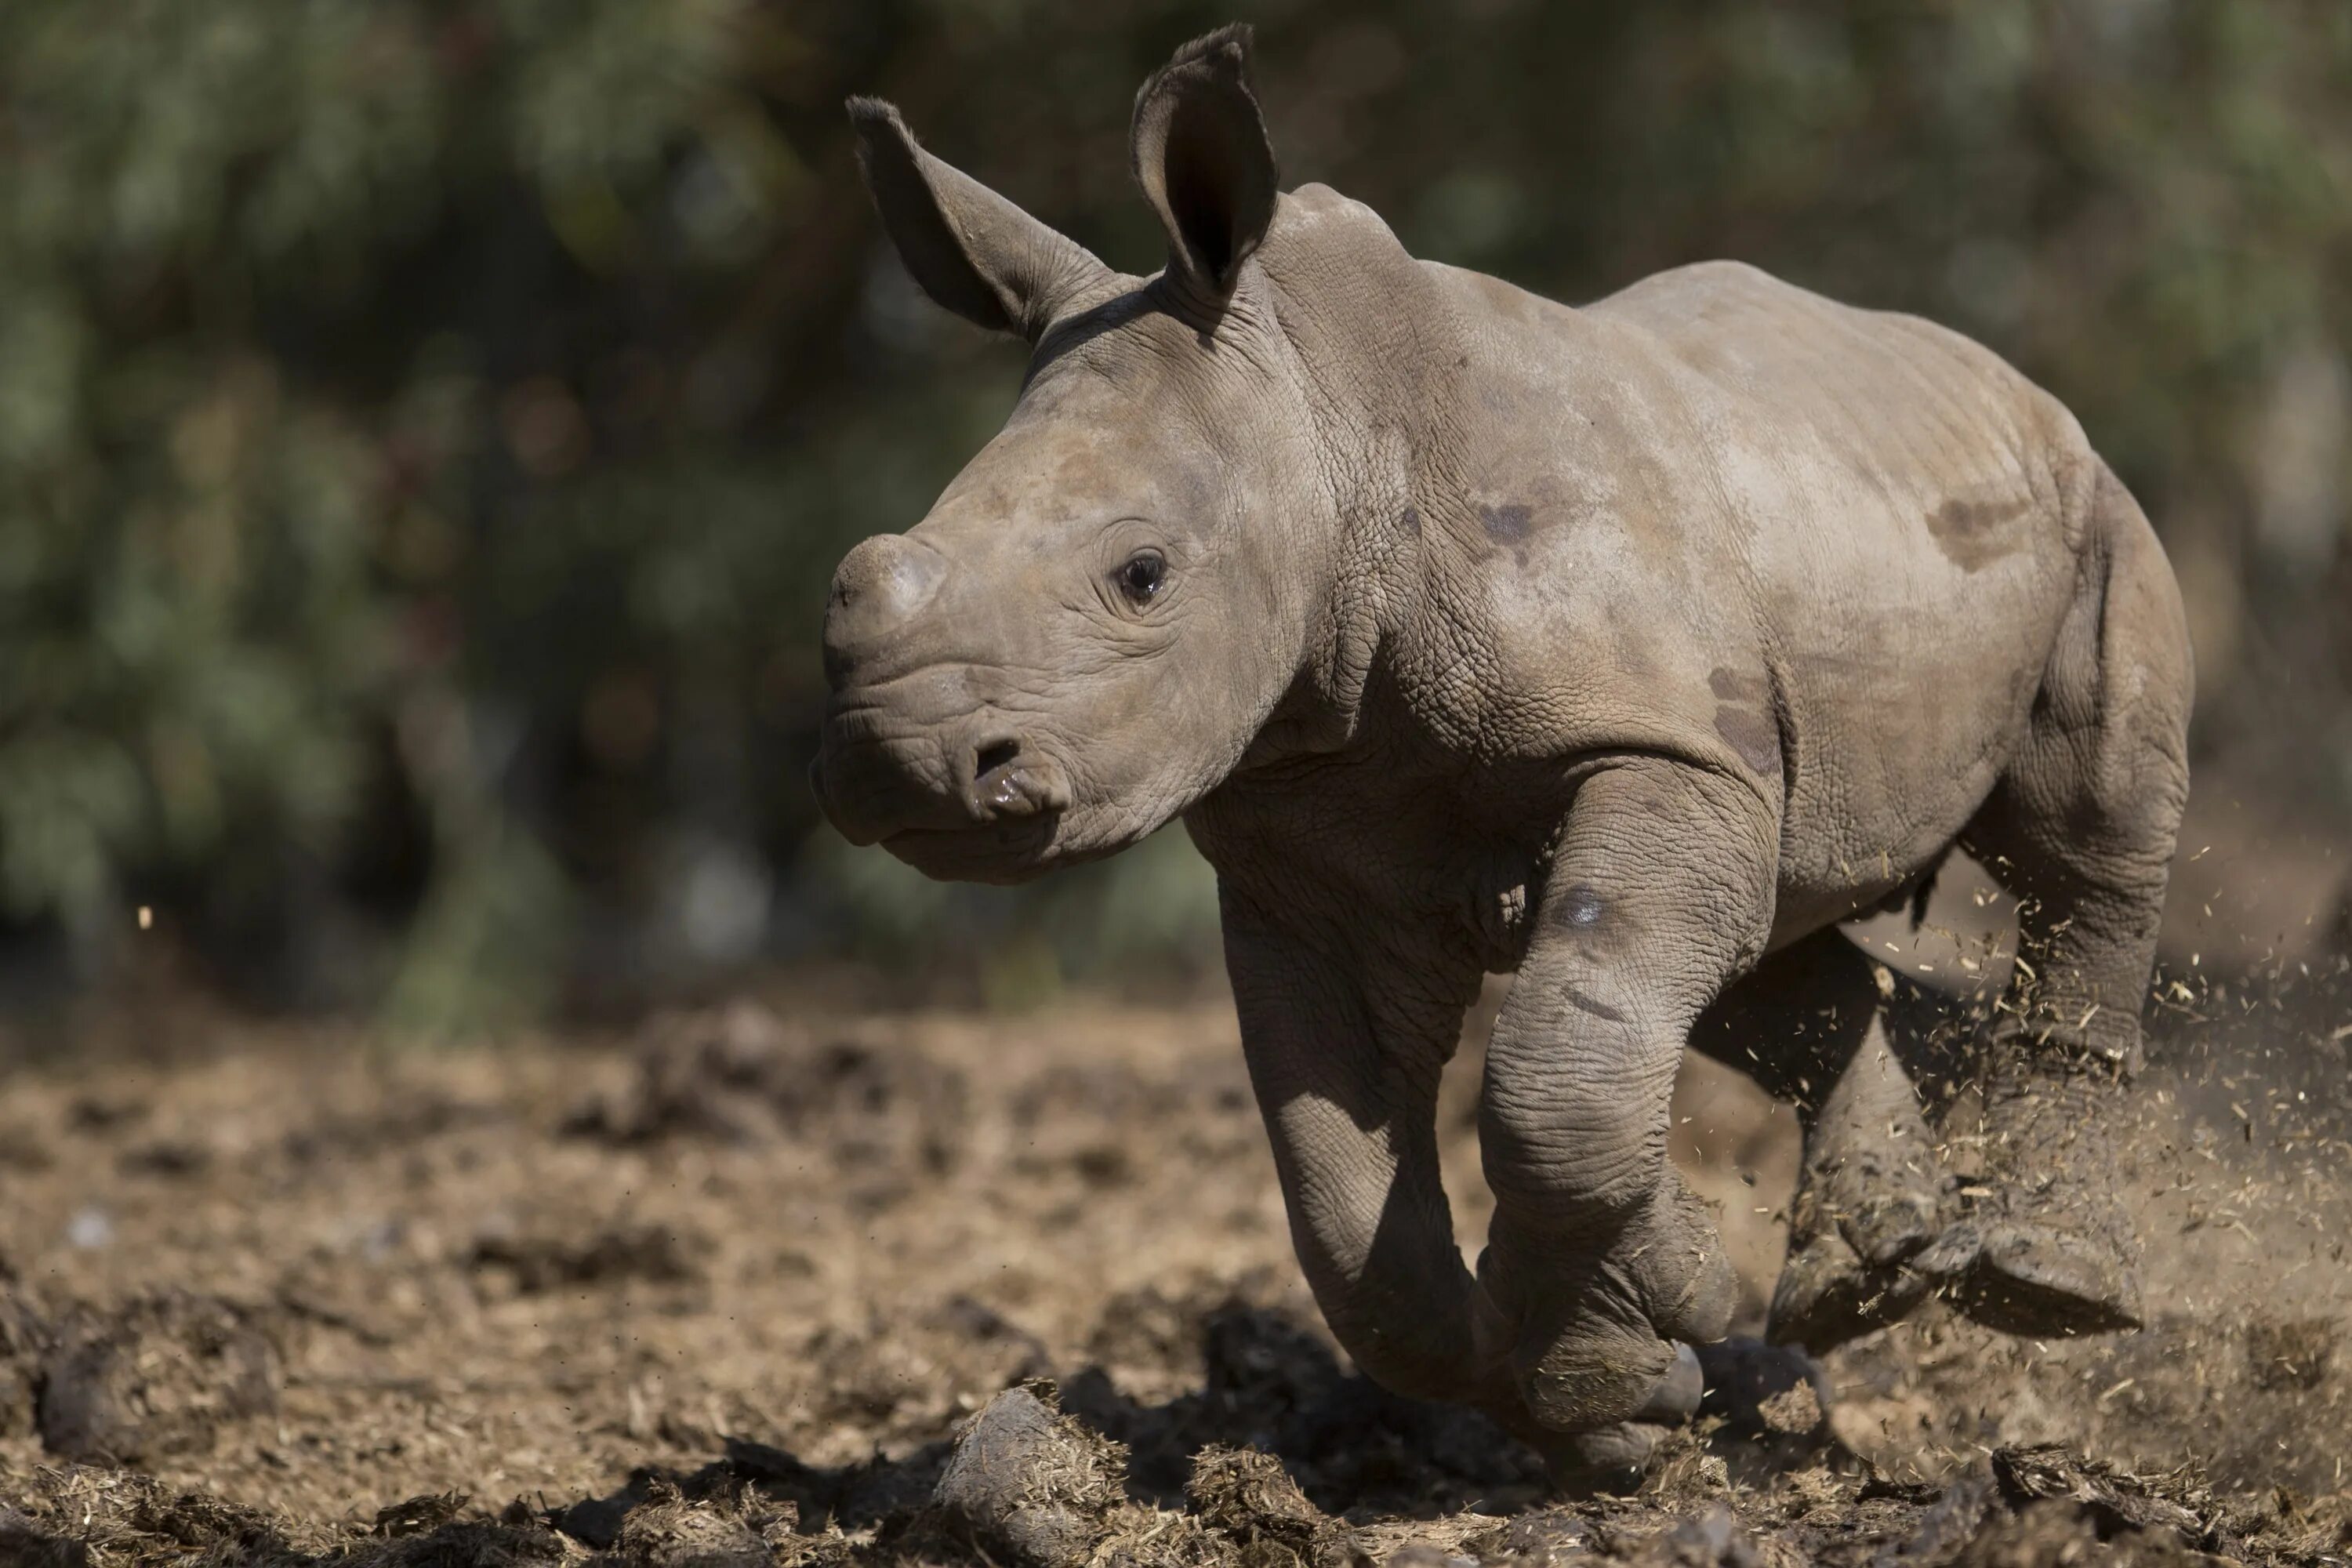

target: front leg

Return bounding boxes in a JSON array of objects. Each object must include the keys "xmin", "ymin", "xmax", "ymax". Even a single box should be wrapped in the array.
[
  {"xmin": 1477, "ymin": 759, "xmax": 1777, "ymax": 1473},
  {"xmin": 1219, "ymin": 890, "xmax": 1520, "ymax": 1418}
]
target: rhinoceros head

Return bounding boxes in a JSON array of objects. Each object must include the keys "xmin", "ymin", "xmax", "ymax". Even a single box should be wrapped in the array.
[{"xmin": 815, "ymin": 27, "xmax": 1368, "ymax": 883}]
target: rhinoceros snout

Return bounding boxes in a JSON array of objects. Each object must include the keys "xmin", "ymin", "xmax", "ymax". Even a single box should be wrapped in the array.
[
  {"xmin": 812, "ymin": 713, "xmax": 1070, "ymax": 851},
  {"xmin": 814, "ymin": 534, "xmax": 1078, "ymax": 864},
  {"xmin": 821, "ymin": 533, "xmax": 948, "ymax": 685}
]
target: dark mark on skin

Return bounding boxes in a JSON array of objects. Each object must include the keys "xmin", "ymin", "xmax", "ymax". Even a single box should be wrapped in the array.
[
  {"xmin": 1479, "ymin": 502, "xmax": 1537, "ymax": 568},
  {"xmin": 1708, "ymin": 666, "xmax": 1769, "ymax": 704},
  {"xmin": 1559, "ymin": 882, "xmax": 1604, "ymax": 927},
  {"xmin": 1480, "ymin": 503, "xmax": 1533, "ymax": 543},
  {"xmin": 1714, "ymin": 706, "xmax": 1780, "ymax": 778},
  {"xmin": 1926, "ymin": 494, "xmax": 2030, "ymax": 572},
  {"xmin": 1562, "ymin": 985, "xmax": 1627, "ymax": 1024},
  {"xmin": 1399, "ymin": 505, "xmax": 1421, "ymax": 536}
]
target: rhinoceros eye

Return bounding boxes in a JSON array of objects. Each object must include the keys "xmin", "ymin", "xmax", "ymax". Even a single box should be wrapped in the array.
[{"xmin": 1114, "ymin": 549, "xmax": 1167, "ymax": 604}]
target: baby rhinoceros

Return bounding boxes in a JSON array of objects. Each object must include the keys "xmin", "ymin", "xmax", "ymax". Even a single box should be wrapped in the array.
[{"xmin": 812, "ymin": 27, "xmax": 2192, "ymax": 1487}]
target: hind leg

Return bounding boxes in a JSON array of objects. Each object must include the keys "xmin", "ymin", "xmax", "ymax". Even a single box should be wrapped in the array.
[
  {"xmin": 1955, "ymin": 467, "xmax": 2192, "ymax": 1334},
  {"xmin": 1692, "ymin": 929, "xmax": 1962, "ymax": 1353}
]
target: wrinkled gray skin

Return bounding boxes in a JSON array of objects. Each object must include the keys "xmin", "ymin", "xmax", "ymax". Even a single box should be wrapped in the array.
[{"xmin": 813, "ymin": 27, "xmax": 2193, "ymax": 1487}]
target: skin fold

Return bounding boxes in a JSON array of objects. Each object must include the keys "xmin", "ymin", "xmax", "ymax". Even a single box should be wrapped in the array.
[{"xmin": 811, "ymin": 27, "xmax": 2194, "ymax": 1487}]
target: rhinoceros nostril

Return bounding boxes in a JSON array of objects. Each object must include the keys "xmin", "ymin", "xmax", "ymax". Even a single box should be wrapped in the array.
[
  {"xmin": 974, "ymin": 739, "xmax": 1021, "ymax": 779},
  {"xmin": 966, "ymin": 737, "xmax": 1070, "ymax": 821}
]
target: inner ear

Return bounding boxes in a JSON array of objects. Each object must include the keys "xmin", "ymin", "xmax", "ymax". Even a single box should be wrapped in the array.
[
  {"xmin": 850, "ymin": 96, "xmax": 1112, "ymax": 341},
  {"xmin": 1131, "ymin": 24, "xmax": 1279, "ymax": 299},
  {"xmin": 1164, "ymin": 102, "xmax": 1254, "ymax": 278}
]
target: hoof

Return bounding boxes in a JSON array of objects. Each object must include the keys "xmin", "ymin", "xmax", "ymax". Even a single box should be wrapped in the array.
[
  {"xmin": 1966, "ymin": 1029, "xmax": 2154, "ymax": 1335},
  {"xmin": 1955, "ymin": 1218, "xmax": 2143, "ymax": 1337},
  {"xmin": 1525, "ymin": 1345, "xmax": 1703, "ymax": 1496},
  {"xmin": 1533, "ymin": 1420, "xmax": 1667, "ymax": 1496},
  {"xmin": 1634, "ymin": 1341, "xmax": 1704, "ymax": 1423},
  {"xmin": 1765, "ymin": 1225, "xmax": 1941, "ymax": 1355},
  {"xmin": 1957, "ymin": 1085, "xmax": 2145, "ymax": 1339},
  {"xmin": 1772, "ymin": 1036, "xmax": 1962, "ymax": 1353},
  {"xmin": 1844, "ymin": 1186, "xmax": 1946, "ymax": 1269}
]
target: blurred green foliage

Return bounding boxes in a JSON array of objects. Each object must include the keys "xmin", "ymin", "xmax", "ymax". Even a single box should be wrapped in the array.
[{"xmin": 1, "ymin": 0, "xmax": 2345, "ymax": 1018}]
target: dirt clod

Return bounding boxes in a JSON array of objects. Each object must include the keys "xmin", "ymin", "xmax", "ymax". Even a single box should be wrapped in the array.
[
  {"xmin": 350, "ymin": 1513, "xmax": 571, "ymax": 1567},
  {"xmin": 35, "ymin": 1292, "xmax": 279, "ymax": 1464},
  {"xmin": 1611, "ymin": 1504, "xmax": 1769, "ymax": 1567},
  {"xmin": 370, "ymin": 1490, "xmax": 473, "ymax": 1538},
  {"xmin": 1186, "ymin": 1445, "xmax": 1358, "ymax": 1567},
  {"xmin": 0, "ymin": 1506, "xmax": 89, "ymax": 1568},
  {"xmin": 471, "ymin": 1224, "xmax": 706, "ymax": 1294},
  {"xmin": 1755, "ymin": 1383, "xmax": 1820, "ymax": 1436},
  {"xmin": 0, "ymin": 1465, "xmax": 313, "ymax": 1566},
  {"xmin": 567, "ymin": 1003, "xmax": 967, "ymax": 1178},
  {"xmin": 1951, "ymin": 1498, "xmax": 2227, "ymax": 1568},
  {"xmin": 2245, "ymin": 1317, "xmax": 2336, "ymax": 1392},
  {"xmin": 1697, "ymin": 1340, "xmax": 1830, "ymax": 1439},
  {"xmin": 595, "ymin": 1475, "xmax": 797, "ymax": 1568},
  {"xmin": 0, "ymin": 1290, "xmax": 52, "ymax": 1439},
  {"xmin": 927, "ymin": 1384, "xmax": 1127, "ymax": 1567}
]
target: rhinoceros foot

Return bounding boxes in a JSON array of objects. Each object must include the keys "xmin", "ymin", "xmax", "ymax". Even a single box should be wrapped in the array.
[
  {"xmin": 1951, "ymin": 1065, "xmax": 2144, "ymax": 1338},
  {"xmin": 1766, "ymin": 1031, "xmax": 1964, "ymax": 1354},
  {"xmin": 1767, "ymin": 1227, "xmax": 1947, "ymax": 1356},
  {"xmin": 1956, "ymin": 1218, "xmax": 2144, "ymax": 1337}
]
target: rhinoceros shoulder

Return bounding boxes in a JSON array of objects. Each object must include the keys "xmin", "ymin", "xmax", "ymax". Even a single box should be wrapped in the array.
[{"xmin": 1586, "ymin": 259, "xmax": 2055, "ymax": 430}]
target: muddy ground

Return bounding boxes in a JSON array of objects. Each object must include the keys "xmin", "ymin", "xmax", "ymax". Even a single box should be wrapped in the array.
[{"xmin": 0, "ymin": 955, "xmax": 2347, "ymax": 1566}]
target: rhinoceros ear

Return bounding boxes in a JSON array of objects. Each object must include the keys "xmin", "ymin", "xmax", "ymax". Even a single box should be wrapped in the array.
[
  {"xmin": 1131, "ymin": 24, "xmax": 1279, "ymax": 303},
  {"xmin": 848, "ymin": 97, "xmax": 1110, "ymax": 340}
]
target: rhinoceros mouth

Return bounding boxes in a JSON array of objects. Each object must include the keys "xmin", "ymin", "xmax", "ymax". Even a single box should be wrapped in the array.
[{"xmin": 880, "ymin": 815, "xmax": 1069, "ymax": 885}]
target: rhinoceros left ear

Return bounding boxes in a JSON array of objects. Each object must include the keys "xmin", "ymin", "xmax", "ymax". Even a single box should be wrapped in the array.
[
  {"xmin": 848, "ymin": 97, "xmax": 1112, "ymax": 341},
  {"xmin": 1131, "ymin": 24, "xmax": 1279, "ymax": 303}
]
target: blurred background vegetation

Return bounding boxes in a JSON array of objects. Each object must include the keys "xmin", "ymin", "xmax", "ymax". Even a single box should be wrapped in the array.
[{"xmin": 2, "ymin": 0, "xmax": 2346, "ymax": 1029}]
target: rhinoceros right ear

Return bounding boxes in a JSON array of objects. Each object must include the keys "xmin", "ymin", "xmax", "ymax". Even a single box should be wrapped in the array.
[
  {"xmin": 1130, "ymin": 24, "xmax": 1279, "ymax": 303},
  {"xmin": 848, "ymin": 97, "xmax": 1110, "ymax": 341}
]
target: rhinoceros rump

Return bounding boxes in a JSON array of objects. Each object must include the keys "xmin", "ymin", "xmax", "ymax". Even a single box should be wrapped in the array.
[{"xmin": 813, "ymin": 27, "xmax": 2192, "ymax": 1487}]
